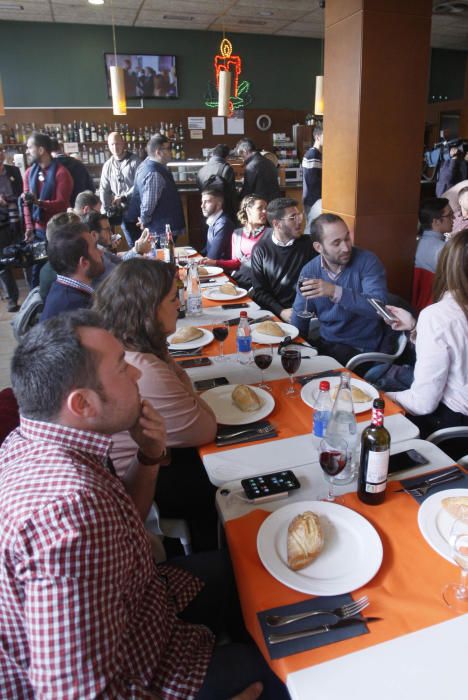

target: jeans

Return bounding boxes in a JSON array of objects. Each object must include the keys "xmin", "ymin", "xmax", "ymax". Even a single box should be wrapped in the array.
[
  {"xmin": 170, "ymin": 550, "xmax": 290, "ymax": 700},
  {"xmin": 0, "ymin": 223, "xmax": 19, "ymax": 303}
]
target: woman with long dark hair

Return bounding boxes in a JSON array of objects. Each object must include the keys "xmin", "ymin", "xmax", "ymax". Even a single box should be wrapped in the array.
[{"xmin": 93, "ymin": 258, "xmax": 217, "ymax": 549}]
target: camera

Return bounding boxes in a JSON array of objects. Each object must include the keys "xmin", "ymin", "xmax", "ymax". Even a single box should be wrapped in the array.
[
  {"xmin": 23, "ymin": 191, "xmax": 35, "ymax": 206},
  {"xmin": 106, "ymin": 195, "xmax": 128, "ymax": 225},
  {"xmin": 0, "ymin": 241, "xmax": 46, "ymax": 269}
]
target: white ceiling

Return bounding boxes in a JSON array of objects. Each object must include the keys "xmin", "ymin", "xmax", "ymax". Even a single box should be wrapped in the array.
[{"xmin": 0, "ymin": 0, "xmax": 467, "ymax": 49}]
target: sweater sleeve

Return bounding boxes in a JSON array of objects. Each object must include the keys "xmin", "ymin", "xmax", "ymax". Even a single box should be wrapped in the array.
[
  {"xmin": 22, "ymin": 169, "xmax": 32, "ymax": 230},
  {"xmin": 337, "ymin": 252, "xmax": 388, "ymax": 318},
  {"xmin": 250, "ymin": 244, "xmax": 285, "ymax": 317},
  {"xmin": 40, "ymin": 165, "xmax": 73, "ymax": 215}
]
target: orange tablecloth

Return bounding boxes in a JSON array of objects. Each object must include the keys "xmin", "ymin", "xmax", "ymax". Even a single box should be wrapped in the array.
[
  {"xmin": 225, "ymin": 482, "xmax": 460, "ymax": 683},
  {"xmin": 199, "ymin": 372, "xmax": 404, "ymax": 457}
]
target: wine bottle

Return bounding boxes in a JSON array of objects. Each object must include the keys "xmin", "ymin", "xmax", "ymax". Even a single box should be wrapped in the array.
[
  {"xmin": 176, "ymin": 271, "xmax": 186, "ymax": 319},
  {"xmin": 358, "ymin": 398, "xmax": 391, "ymax": 505},
  {"xmin": 163, "ymin": 224, "xmax": 175, "ymax": 264}
]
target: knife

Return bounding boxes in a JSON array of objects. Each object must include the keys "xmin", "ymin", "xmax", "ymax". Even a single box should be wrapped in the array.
[
  {"xmin": 268, "ymin": 616, "xmax": 381, "ymax": 645},
  {"xmin": 395, "ymin": 467, "xmax": 462, "ymax": 492},
  {"xmin": 296, "ymin": 369, "xmax": 342, "ymax": 386}
]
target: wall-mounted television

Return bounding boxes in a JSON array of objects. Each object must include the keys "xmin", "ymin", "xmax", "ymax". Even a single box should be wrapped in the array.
[{"xmin": 104, "ymin": 53, "xmax": 178, "ymax": 99}]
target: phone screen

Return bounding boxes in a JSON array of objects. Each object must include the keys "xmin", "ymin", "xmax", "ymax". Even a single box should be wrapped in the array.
[
  {"xmin": 177, "ymin": 357, "xmax": 213, "ymax": 369},
  {"xmin": 388, "ymin": 449, "xmax": 429, "ymax": 474},
  {"xmin": 368, "ymin": 298, "xmax": 397, "ymax": 323},
  {"xmin": 241, "ymin": 470, "xmax": 301, "ymax": 500}
]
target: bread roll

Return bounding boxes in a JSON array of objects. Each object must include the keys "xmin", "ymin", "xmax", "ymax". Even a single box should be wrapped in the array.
[
  {"xmin": 232, "ymin": 384, "xmax": 263, "ymax": 412},
  {"xmin": 331, "ymin": 385, "xmax": 371, "ymax": 404},
  {"xmin": 171, "ymin": 326, "xmax": 204, "ymax": 344},
  {"xmin": 255, "ymin": 320, "xmax": 285, "ymax": 337},
  {"xmin": 287, "ymin": 511, "xmax": 324, "ymax": 571},
  {"xmin": 441, "ymin": 496, "xmax": 468, "ymax": 518},
  {"xmin": 219, "ymin": 283, "xmax": 238, "ymax": 296}
]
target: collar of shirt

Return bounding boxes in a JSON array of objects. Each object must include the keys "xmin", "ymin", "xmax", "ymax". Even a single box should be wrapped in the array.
[
  {"xmin": 272, "ymin": 231, "xmax": 295, "ymax": 247},
  {"xmin": 19, "ymin": 416, "xmax": 112, "ymax": 462},
  {"xmin": 56, "ymin": 275, "xmax": 94, "ymax": 295},
  {"xmin": 206, "ymin": 210, "xmax": 223, "ymax": 227},
  {"xmin": 320, "ymin": 254, "xmax": 345, "ymax": 280},
  {"xmin": 244, "ymin": 225, "xmax": 265, "ymax": 239},
  {"xmin": 422, "ymin": 229, "xmax": 445, "ymax": 242}
]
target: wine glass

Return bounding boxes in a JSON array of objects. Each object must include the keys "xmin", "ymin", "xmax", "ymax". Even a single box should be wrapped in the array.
[
  {"xmin": 296, "ymin": 275, "xmax": 315, "ymax": 319},
  {"xmin": 212, "ymin": 320, "xmax": 229, "ymax": 362},
  {"xmin": 177, "ymin": 254, "xmax": 189, "ymax": 270},
  {"xmin": 280, "ymin": 347, "xmax": 302, "ymax": 396},
  {"xmin": 253, "ymin": 344, "xmax": 273, "ymax": 390},
  {"xmin": 442, "ymin": 506, "xmax": 468, "ymax": 613},
  {"xmin": 319, "ymin": 436, "xmax": 348, "ymax": 504}
]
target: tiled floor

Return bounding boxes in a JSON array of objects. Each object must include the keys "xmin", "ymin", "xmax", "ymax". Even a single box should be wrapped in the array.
[{"xmin": 0, "ymin": 279, "xmax": 28, "ymax": 390}]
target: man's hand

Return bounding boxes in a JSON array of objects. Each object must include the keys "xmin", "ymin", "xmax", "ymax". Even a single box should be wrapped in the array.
[
  {"xmin": 230, "ymin": 682, "xmax": 263, "ymax": 700},
  {"xmin": 280, "ymin": 308, "xmax": 293, "ymax": 322},
  {"xmin": 24, "ymin": 228, "xmax": 35, "ymax": 242},
  {"xmin": 135, "ymin": 228, "xmax": 152, "ymax": 255},
  {"xmin": 112, "ymin": 196, "xmax": 122, "ymax": 206},
  {"xmin": 200, "ymin": 257, "xmax": 217, "ymax": 266},
  {"xmin": 385, "ymin": 305, "xmax": 416, "ymax": 332},
  {"xmin": 300, "ymin": 278, "xmax": 335, "ymax": 299},
  {"xmin": 449, "ymin": 146, "xmax": 459, "ymax": 158},
  {"xmin": 129, "ymin": 400, "xmax": 167, "ymax": 462},
  {"xmin": 136, "ymin": 216, "xmax": 144, "ymax": 230},
  {"xmin": 0, "ymin": 195, "xmax": 7, "ymax": 207}
]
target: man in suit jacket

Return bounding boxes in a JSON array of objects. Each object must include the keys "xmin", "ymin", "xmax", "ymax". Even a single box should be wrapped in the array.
[
  {"xmin": 200, "ymin": 186, "xmax": 235, "ymax": 261},
  {"xmin": 0, "ymin": 147, "xmax": 23, "ymax": 311},
  {"xmin": 236, "ymin": 138, "xmax": 281, "ymax": 203}
]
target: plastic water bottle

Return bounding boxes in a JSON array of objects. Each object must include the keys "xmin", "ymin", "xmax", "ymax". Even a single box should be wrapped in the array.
[
  {"xmin": 325, "ymin": 371, "xmax": 358, "ymax": 484},
  {"xmin": 186, "ymin": 261, "xmax": 202, "ymax": 316},
  {"xmin": 236, "ymin": 311, "xmax": 252, "ymax": 364},
  {"xmin": 313, "ymin": 380, "xmax": 332, "ymax": 438}
]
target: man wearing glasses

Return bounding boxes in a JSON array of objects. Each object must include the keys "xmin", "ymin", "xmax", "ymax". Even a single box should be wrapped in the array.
[
  {"xmin": 128, "ymin": 134, "xmax": 185, "ymax": 240},
  {"xmin": 416, "ymin": 198, "xmax": 453, "ymax": 274},
  {"xmin": 251, "ymin": 197, "xmax": 315, "ymax": 321},
  {"xmin": 100, "ymin": 132, "xmax": 140, "ymax": 247}
]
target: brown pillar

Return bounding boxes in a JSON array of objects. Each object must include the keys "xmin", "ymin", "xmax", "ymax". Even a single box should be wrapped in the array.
[{"xmin": 322, "ymin": 0, "xmax": 433, "ymax": 298}]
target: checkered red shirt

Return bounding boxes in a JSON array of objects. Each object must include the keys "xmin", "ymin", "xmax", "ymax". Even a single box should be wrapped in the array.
[{"xmin": 0, "ymin": 418, "xmax": 214, "ymax": 699}]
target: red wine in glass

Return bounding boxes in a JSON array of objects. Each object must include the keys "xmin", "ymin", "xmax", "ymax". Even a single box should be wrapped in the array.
[
  {"xmin": 281, "ymin": 348, "xmax": 301, "ymax": 395},
  {"xmin": 213, "ymin": 326, "xmax": 229, "ymax": 342},
  {"xmin": 319, "ymin": 451, "xmax": 347, "ymax": 476},
  {"xmin": 254, "ymin": 353, "xmax": 273, "ymax": 371}
]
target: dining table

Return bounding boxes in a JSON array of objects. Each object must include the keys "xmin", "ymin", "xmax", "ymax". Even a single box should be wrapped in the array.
[{"xmin": 172, "ymin": 258, "xmax": 468, "ymax": 700}]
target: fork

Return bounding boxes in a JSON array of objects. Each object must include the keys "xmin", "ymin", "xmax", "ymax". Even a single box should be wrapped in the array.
[
  {"xmin": 405, "ymin": 473, "xmax": 464, "ymax": 497},
  {"xmin": 217, "ymin": 425, "xmax": 274, "ymax": 440},
  {"xmin": 265, "ymin": 595, "xmax": 369, "ymax": 627}
]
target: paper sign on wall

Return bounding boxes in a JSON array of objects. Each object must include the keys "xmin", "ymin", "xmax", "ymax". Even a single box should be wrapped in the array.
[
  {"xmin": 188, "ymin": 116, "xmax": 206, "ymax": 130},
  {"xmin": 212, "ymin": 117, "xmax": 225, "ymax": 135},
  {"xmin": 227, "ymin": 117, "xmax": 244, "ymax": 135},
  {"xmin": 190, "ymin": 129, "xmax": 204, "ymax": 140}
]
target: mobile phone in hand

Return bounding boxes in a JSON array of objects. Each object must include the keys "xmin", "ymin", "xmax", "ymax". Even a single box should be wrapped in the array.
[{"xmin": 368, "ymin": 298, "xmax": 398, "ymax": 323}]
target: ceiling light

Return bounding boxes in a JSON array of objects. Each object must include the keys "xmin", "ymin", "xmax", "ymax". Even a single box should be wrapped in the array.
[
  {"xmin": 88, "ymin": 0, "xmax": 105, "ymax": 5},
  {"xmin": 259, "ymin": 10, "xmax": 274, "ymax": 16},
  {"xmin": 0, "ymin": 3, "xmax": 24, "ymax": 9}
]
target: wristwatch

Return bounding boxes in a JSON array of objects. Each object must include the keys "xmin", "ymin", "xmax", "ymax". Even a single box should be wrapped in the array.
[{"xmin": 137, "ymin": 448, "xmax": 167, "ymax": 465}]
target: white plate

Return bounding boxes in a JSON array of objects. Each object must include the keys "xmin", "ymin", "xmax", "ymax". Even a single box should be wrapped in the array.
[
  {"xmin": 257, "ymin": 500, "xmax": 383, "ymax": 595},
  {"xmin": 200, "ymin": 384, "xmax": 275, "ymax": 425},
  {"xmin": 175, "ymin": 246, "xmax": 197, "ymax": 257},
  {"xmin": 418, "ymin": 488, "xmax": 468, "ymax": 564},
  {"xmin": 198, "ymin": 266, "xmax": 224, "ymax": 278},
  {"xmin": 251, "ymin": 322, "xmax": 300, "ymax": 345},
  {"xmin": 203, "ymin": 287, "xmax": 248, "ymax": 302},
  {"xmin": 301, "ymin": 376, "xmax": 378, "ymax": 414},
  {"xmin": 167, "ymin": 327, "xmax": 214, "ymax": 350}
]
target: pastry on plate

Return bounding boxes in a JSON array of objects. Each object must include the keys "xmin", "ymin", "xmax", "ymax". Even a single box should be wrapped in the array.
[
  {"xmin": 331, "ymin": 385, "xmax": 371, "ymax": 403},
  {"xmin": 219, "ymin": 283, "xmax": 238, "ymax": 296},
  {"xmin": 441, "ymin": 495, "xmax": 468, "ymax": 518},
  {"xmin": 198, "ymin": 266, "xmax": 209, "ymax": 276},
  {"xmin": 254, "ymin": 320, "xmax": 285, "ymax": 337},
  {"xmin": 171, "ymin": 326, "xmax": 204, "ymax": 344},
  {"xmin": 232, "ymin": 384, "xmax": 263, "ymax": 412},
  {"xmin": 287, "ymin": 511, "xmax": 324, "ymax": 571}
]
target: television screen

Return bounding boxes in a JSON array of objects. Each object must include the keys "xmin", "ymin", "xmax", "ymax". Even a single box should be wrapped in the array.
[{"xmin": 104, "ymin": 53, "xmax": 178, "ymax": 99}]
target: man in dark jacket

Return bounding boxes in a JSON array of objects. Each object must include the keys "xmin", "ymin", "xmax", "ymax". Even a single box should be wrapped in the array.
[
  {"xmin": 197, "ymin": 144, "xmax": 238, "ymax": 222},
  {"xmin": 0, "ymin": 147, "xmax": 23, "ymax": 311},
  {"xmin": 50, "ymin": 139, "xmax": 95, "ymax": 206},
  {"xmin": 236, "ymin": 138, "xmax": 281, "ymax": 203}
]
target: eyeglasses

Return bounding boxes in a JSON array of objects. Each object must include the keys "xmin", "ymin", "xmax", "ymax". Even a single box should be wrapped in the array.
[
  {"xmin": 283, "ymin": 212, "xmax": 304, "ymax": 221},
  {"xmin": 439, "ymin": 211, "xmax": 454, "ymax": 219}
]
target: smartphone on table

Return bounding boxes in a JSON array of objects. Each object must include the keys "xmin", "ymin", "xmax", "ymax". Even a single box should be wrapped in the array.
[
  {"xmin": 241, "ymin": 470, "xmax": 301, "ymax": 502},
  {"xmin": 177, "ymin": 357, "xmax": 213, "ymax": 369},
  {"xmin": 221, "ymin": 303, "xmax": 249, "ymax": 310},
  {"xmin": 388, "ymin": 449, "xmax": 429, "ymax": 475},
  {"xmin": 194, "ymin": 377, "xmax": 229, "ymax": 391}
]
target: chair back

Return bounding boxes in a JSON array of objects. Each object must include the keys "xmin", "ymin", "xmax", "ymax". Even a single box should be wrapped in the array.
[{"xmin": 411, "ymin": 267, "xmax": 434, "ymax": 313}]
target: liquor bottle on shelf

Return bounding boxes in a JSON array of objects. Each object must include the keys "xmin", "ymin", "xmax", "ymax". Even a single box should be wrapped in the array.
[
  {"xmin": 358, "ymin": 399, "xmax": 391, "ymax": 506},
  {"xmin": 186, "ymin": 261, "xmax": 202, "ymax": 316},
  {"xmin": 85, "ymin": 122, "xmax": 91, "ymax": 141},
  {"xmin": 180, "ymin": 143, "xmax": 186, "ymax": 160},
  {"xmin": 99, "ymin": 147, "xmax": 106, "ymax": 164},
  {"xmin": 90, "ymin": 122, "xmax": 97, "ymax": 142},
  {"xmin": 89, "ymin": 147, "xmax": 96, "ymax": 165},
  {"xmin": 325, "ymin": 371, "xmax": 357, "ymax": 484},
  {"xmin": 160, "ymin": 121, "xmax": 165, "ymax": 136},
  {"xmin": 81, "ymin": 144, "xmax": 89, "ymax": 164},
  {"xmin": 171, "ymin": 142, "xmax": 177, "ymax": 159},
  {"xmin": 144, "ymin": 124, "xmax": 150, "ymax": 141},
  {"xmin": 178, "ymin": 121, "xmax": 184, "ymax": 140}
]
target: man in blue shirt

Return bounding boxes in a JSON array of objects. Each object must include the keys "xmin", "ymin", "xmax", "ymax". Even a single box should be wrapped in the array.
[
  {"xmin": 415, "ymin": 198, "xmax": 452, "ymax": 273},
  {"xmin": 200, "ymin": 186, "xmax": 235, "ymax": 260},
  {"xmin": 291, "ymin": 213, "xmax": 396, "ymax": 365}
]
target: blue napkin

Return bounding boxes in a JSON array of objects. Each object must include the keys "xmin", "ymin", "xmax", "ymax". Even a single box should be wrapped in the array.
[
  {"xmin": 257, "ymin": 594, "xmax": 369, "ymax": 660},
  {"xmin": 401, "ymin": 467, "xmax": 468, "ymax": 505}
]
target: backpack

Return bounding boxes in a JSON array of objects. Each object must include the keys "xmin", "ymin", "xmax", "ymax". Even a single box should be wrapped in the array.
[{"xmin": 11, "ymin": 286, "xmax": 44, "ymax": 340}]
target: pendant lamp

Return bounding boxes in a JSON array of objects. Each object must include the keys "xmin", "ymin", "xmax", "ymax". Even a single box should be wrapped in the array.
[
  {"xmin": 218, "ymin": 69, "xmax": 232, "ymax": 117},
  {"xmin": 110, "ymin": 0, "xmax": 126, "ymax": 115},
  {"xmin": 314, "ymin": 75, "xmax": 324, "ymax": 116}
]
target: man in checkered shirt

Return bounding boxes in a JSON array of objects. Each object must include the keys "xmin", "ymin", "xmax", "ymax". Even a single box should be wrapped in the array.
[{"xmin": 0, "ymin": 310, "xmax": 288, "ymax": 700}]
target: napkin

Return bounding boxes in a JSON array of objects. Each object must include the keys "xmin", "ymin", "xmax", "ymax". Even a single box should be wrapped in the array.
[
  {"xmin": 257, "ymin": 594, "xmax": 369, "ymax": 660},
  {"xmin": 401, "ymin": 467, "xmax": 468, "ymax": 504},
  {"xmin": 216, "ymin": 420, "xmax": 277, "ymax": 447}
]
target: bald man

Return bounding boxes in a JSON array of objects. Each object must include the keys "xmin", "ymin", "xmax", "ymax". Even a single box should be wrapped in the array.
[{"xmin": 99, "ymin": 131, "xmax": 140, "ymax": 246}]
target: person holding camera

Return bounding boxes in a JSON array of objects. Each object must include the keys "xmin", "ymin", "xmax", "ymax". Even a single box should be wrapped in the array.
[
  {"xmin": 99, "ymin": 132, "xmax": 140, "ymax": 247},
  {"xmin": 23, "ymin": 132, "xmax": 74, "ymax": 288},
  {"xmin": 0, "ymin": 147, "xmax": 23, "ymax": 312}
]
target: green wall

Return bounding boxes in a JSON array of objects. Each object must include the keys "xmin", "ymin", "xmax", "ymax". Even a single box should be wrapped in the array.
[{"xmin": 0, "ymin": 21, "xmax": 321, "ymax": 110}]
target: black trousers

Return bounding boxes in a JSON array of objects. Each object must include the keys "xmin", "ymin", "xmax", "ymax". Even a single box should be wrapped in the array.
[{"xmin": 407, "ymin": 402, "xmax": 468, "ymax": 460}]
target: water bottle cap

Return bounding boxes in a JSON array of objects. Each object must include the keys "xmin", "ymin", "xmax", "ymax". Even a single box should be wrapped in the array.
[
  {"xmin": 319, "ymin": 381, "xmax": 330, "ymax": 390},
  {"xmin": 240, "ymin": 310, "xmax": 248, "ymax": 317}
]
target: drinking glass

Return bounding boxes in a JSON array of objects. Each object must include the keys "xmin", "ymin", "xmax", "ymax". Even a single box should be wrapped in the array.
[
  {"xmin": 253, "ymin": 344, "xmax": 273, "ymax": 390},
  {"xmin": 177, "ymin": 254, "xmax": 189, "ymax": 270},
  {"xmin": 442, "ymin": 506, "xmax": 468, "ymax": 613},
  {"xmin": 280, "ymin": 347, "xmax": 301, "ymax": 396},
  {"xmin": 319, "ymin": 436, "xmax": 348, "ymax": 504},
  {"xmin": 296, "ymin": 275, "xmax": 315, "ymax": 319},
  {"xmin": 212, "ymin": 320, "xmax": 229, "ymax": 362}
]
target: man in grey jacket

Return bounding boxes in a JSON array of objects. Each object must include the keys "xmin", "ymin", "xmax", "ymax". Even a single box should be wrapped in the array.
[
  {"xmin": 236, "ymin": 138, "xmax": 281, "ymax": 203},
  {"xmin": 99, "ymin": 132, "xmax": 140, "ymax": 246}
]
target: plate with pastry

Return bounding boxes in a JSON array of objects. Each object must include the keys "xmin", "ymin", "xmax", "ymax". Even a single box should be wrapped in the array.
[
  {"xmin": 251, "ymin": 321, "xmax": 301, "ymax": 345},
  {"xmin": 203, "ymin": 284, "xmax": 248, "ymax": 301},
  {"xmin": 167, "ymin": 326, "xmax": 214, "ymax": 351},
  {"xmin": 301, "ymin": 376, "xmax": 378, "ymax": 414},
  {"xmin": 200, "ymin": 383, "xmax": 275, "ymax": 425},
  {"xmin": 257, "ymin": 500, "xmax": 383, "ymax": 595},
  {"xmin": 175, "ymin": 246, "xmax": 197, "ymax": 257},
  {"xmin": 197, "ymin": 265, "xmax": 224, "ymax": 278},
  {"xmin": 418, "ymin": 489, "xmax": 468, "ymax": 564}
]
